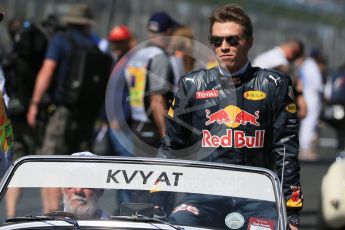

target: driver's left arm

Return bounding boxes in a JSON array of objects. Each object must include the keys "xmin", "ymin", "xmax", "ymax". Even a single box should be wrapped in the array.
[{"xmin": 271, "ymin": 73, "xmax": 303, "ymax": 228}]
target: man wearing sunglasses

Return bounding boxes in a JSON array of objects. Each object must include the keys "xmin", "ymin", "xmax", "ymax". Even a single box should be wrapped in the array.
[{"xmin": 158, "ymin": 4, "xmax": 302, "ymax": 230}]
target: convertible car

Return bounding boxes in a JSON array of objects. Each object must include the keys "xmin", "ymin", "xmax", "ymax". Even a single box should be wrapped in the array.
[{"xmin": 0, "ymin": 154, "xmax": 287, "ymax": 229}]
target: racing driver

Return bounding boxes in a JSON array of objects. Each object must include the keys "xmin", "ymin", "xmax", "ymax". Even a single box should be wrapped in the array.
[{"xmin": 157, "ymin": 4, "xmax": 303, "ymax": 230}]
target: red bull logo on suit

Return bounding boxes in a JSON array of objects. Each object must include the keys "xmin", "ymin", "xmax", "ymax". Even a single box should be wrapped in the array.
[
  {"xmin": 203, "ymin": 105, "xmax": 264, "ymax": 148},
  {"xmin": 205, "ymin": 105, "xmax": 260, "ymax": 127}
]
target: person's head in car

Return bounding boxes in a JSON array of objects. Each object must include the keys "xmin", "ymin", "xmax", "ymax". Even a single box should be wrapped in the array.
[
  {"xmin": 61, "ymin": 152, "xmax": 109, "ymax": 219},
  {"xmin": 62, "ymin": 187, "xmax": 105, "ymax": 219}
]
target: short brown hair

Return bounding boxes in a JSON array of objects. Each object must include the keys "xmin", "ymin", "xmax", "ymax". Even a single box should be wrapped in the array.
[{"xmin": 209, "ymin": 4, "xmax": 253, "ymax": 38}]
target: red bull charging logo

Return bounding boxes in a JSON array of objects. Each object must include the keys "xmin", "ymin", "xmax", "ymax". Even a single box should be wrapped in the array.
[
  {"xmin": 205, "ymin": 105, "xmax": 260, "ymax": 128},
  {"xmin": 203, "ymin": 105, "xmax": 264, "ymax": 148}
]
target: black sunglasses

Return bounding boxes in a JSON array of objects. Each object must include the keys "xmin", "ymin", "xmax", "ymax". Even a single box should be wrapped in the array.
[{"xmin": 209, "ymin": 35, "xmax": 240, "ymax": 47}]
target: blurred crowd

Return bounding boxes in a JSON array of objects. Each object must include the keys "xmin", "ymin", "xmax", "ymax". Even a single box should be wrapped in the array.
[{"xmin": 1, "ymin": 2, "xmax": 345, "ymax": 217}]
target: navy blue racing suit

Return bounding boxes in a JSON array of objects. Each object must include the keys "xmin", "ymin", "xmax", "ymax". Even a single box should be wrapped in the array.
[
  {"xmin": 168, "ymin": 195, "xmax": 277, "ymax": 229},
  {"xmin": 156, "ymin": 64, "xmax": 303, "ymax": 226}
]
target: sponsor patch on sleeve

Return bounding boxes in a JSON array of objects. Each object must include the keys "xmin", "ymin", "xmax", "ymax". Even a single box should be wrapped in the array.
[
  {"xmin": 287, "ymin": 185, "xmax": 303, "ymax": 208},
  {"xmin": 286, "ymin": 103, "xmax": 297, "ymax": 113}
]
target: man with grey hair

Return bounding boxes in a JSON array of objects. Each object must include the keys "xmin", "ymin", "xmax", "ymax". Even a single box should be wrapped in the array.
[
  {"xmin": 62, "ymin": 187, "xmax": 109, "ymax": 219},
  {"xmin": 61, "ymin": 152, "xmax": 108, "ymax": 219}
]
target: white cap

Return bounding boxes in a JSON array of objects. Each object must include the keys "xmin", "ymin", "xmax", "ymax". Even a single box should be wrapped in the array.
[{"xmin": 71, "ymin": 152, "xmax": 97, "ymax": 157}]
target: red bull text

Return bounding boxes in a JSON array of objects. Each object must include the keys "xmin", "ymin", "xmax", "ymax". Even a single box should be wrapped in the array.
[{"xmin": 202, "ymin": 129, "xmax": 265, "ymax": 148}]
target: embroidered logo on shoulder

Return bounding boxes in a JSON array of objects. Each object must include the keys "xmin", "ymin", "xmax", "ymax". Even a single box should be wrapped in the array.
[
  {"xmin": 286, "ymin": 103, "xmax": 297, "ymax": 113},
  {"xmin": 268, "ymin": 75, "xmax": 280, "ymax": 86},
  {"xmin": 196, "ymin": 90, "xmax": 219, "ymax": 99},
  {"xmin": 244, "ymin": 90, "xmax": 266, "ymax": 101}
]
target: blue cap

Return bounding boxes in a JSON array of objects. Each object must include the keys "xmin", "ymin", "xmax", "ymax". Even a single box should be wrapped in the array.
[{"xmin": 147, "ymin": 12, "xmax": 179, "ymax": 33}]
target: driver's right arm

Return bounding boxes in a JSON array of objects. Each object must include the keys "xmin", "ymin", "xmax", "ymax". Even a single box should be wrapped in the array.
[{"xmin": 157, "ymin": 76, "xmax": 194, "ymax": 159}]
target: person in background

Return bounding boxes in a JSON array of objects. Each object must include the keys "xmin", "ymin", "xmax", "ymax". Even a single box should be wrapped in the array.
[
  {"xmin": 4, "ymin": 17, "xmax": 48, "ymax": 218},
  {"xmin": 125, "ymin": 12, "xmax": 178, "ymax": 155},
  {"xmin": 298, "ymin": 49, "xmax": 325, "ymax": 161},
  {"xmin": 168, "ymin": 25, "xmax": 195, "ymax": 92},
  {"xmin": 4, "ymin": 17, "xmax": 50, "ymax": 159},
  {"xmin": 94, "ymin": 25, "xmax": 136, "ymax": 212},
  {"xmin": 253, "ymin": 38, "xmax": 307, "ymax": 120},
  {"xmin": 323, "ymin": 63, "xmax": 345, "ymax": 153},
  {"xmin": 108, "ymin": 25, "xmax": 137, "ymax": 62},
  {"xmin": 107, "ymin": 25, "xmax": 136, "ymax": 158},
  {"xmin": 157, "ymin": 4, "xmax": 302, "ymax": 229},
  {"xmin": 93, "ymin": 25, "xmax": 135, "ymax": 156},
  {"xmin": 26, "ymin": 4, "xmax": 101, "ymax": 214},
  {"xmin": 253, "ymin": 38, "xmax": 304, "ymax": 73}
]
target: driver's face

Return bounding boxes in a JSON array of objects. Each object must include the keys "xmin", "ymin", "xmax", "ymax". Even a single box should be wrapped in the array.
[
  {"xmin": 63, "ymin": 188, "xmax": 96, "ymax": 208},
  {"xmin": 211, "ymin": 22, "xmax": 252, "ymax": 72}
]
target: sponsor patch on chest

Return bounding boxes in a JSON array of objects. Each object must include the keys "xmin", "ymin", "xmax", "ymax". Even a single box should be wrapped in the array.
[
  {"xmin": 244, "ymin": 90, "xmax": 266, "ymax": 101},
  {"xmin": 195, "ymin": 90, "xmax": 219, "ymax": 99}
]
